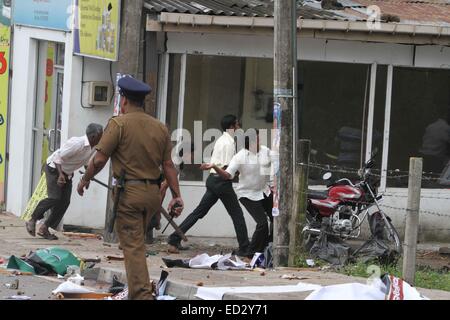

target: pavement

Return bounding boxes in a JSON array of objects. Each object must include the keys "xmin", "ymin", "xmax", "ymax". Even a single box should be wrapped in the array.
[{"xmin": 1, "ymin": 211, "xmax": 450, "ymax": 300}]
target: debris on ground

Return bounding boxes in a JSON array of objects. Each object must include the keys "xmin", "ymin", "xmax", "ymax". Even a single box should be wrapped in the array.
[
  {"xmin": 0, "ymin": 268, "xmax": 33, "ymax": 276},
  {"xmin": 195, "ymin": 282, "xmax": 322, "ymax": 300},
  {"xmin": 306, "ymin": 274, "xmax": 428, "ymax": 300},
  {"xmin": 62, "ymin": 232, "xmax": 102, "ymax": 240},
  {"xmin": 106, "ymin": 255, "xmax": 124, "ymax": 261},
  {"xmin": 439, "ymin": 247, "xmax": 450, "ymax": 256},
  {"xmin": 107, "ymin": 270, "xmax": 172, "ymax": 300},
  {"xmin": 109, "ymin": 275, "xmax": 126, "ymax": 295},
  {"xmin": 5, "ymin": 295, "xmax": 31, "ymax": 300},
  {"xmin": 310, "ymin": 234, "xmax": 350, "ymax": 266},
  {"xmin": 197, "ymin": 282, "xmax": 204, "ymax": 286},
  {"xmin": 7, "ymin": 247, "xmax": 81, "ymax": 276},
  {"xmin": 162, "ymin": 253, "xmax": 250, "ymax": 270},
  {"xmin": 306, "ymin": 259, "xmax": 315, "ymax": 267},
  {"xmin": 67, "ymin": 274, "xmax": 84, "ymax": 286},
  {"xmin": 52, "ymin": 280, "xmax": 112, "ymax": 299},
  {"xmin": 81, "ymin": 258, "xmax": 101, "ymax": 263},
  {"xmin": 4, "ymin": 279, "xmax": 19, "ymax": 289},
  {"xmin": 0, "ymin": 258, "xmax": 5, "ymax": 265},
  {"xmin": 281, "ymin": 274, "xmax": 309, "ymax": 280}
]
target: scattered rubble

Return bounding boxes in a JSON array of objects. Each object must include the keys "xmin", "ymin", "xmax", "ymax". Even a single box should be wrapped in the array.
[
  {"xmin": 106, "ymin": 255, "xmax": 124, "ymax": 261},
  {"xmin": 281, "ymin": 274, "xmax": 309, "ymax": 280},
  {"xmin": 4, "ymin": 279, "xmax": 19, "ymax": 289},
  {"xmin": 62, "ymin": 232, "xmax": 102, "ymax": 240}
]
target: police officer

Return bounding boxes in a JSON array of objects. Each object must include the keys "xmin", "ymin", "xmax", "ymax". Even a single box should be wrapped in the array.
[{"xmin": 77, "ymin": 75, "xmax": 183, "ymax": 300}]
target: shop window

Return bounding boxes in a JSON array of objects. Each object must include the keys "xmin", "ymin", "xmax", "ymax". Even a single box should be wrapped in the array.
[
  {"xmin": 165, "ymin": 55, "xmax": 276, "ymax": 182},
  {"xmin": 166, "ymin": 54, "xmax": 181, "ymax": 132},
  {"xmin": 387, "ymin": 67, "xmax": 450, "ymax": 188},
  {"xmin": 298, "ymin": 61, "xmax": 375, "ymax": 185}
]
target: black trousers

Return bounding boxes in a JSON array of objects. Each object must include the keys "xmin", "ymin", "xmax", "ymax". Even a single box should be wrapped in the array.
[
  {"xmin": 31, "ymin": 164, "xmax": 72, "ymax": 229},
  {"xmin": 239, "ymin": 193, "xmax": 273, "ymax": 255},
  {"xmin": 168, "ymin": 174, "xmax": 250, "ymax": 251}
]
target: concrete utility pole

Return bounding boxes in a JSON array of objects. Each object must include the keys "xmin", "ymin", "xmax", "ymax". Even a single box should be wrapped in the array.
[
  {"xmin": 273, "ymin": 0, "xmax": 297, "ymax": 267},
  {"xmin": 402, "ymin": 157, "xmax": 423, "ymax": 285},
  {"xmin": 104, "ymin": 0, "xmax": 145, "ymax": 243},
  {"xmin": 288, "ymin": 139, "xmax": 310, "ymax": 266}
]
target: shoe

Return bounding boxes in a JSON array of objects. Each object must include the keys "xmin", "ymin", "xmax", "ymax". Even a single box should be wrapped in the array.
[
  {"xmin": 37, "ymin": 228, "xmax": 58, "ymax": 240},
  {"xmin": 233, "ymin": 248, "xmax": 251, "ymax": 258},
  {"xmin": 176, "ymin": 243, "xmax": 190, "ymax": 251},
  {"xmin": 25, "ymin": 220, "xmax": 36, "ymax": 237},
  {"xmin": 167, "ymin": 244, "xmax": 179, "ymax": 254}
]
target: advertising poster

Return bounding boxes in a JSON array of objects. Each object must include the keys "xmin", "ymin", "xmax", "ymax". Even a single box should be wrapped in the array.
[
  {"xmin": 0, "ymin": 0, "xmax": 10, "ymax": 204},
  {"xmin": 73, "ymin": 0, "xmax": 120, "ymax": 61},
  {"xmin": 271, "ymin": 103, "xmax": 281, "ymax": 217},
  {"xmin": 41, "ymin": 44, "xmax": 55, "ymax": 168},
  {"xmin": 13, "ymin": 0, "xmax": 73, "ymax": 31}
]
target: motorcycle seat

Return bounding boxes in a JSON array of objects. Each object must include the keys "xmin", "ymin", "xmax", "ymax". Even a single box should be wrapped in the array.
[{"xmin": 307, "ymin": 189, "xmax": 328, "ymax": 200}]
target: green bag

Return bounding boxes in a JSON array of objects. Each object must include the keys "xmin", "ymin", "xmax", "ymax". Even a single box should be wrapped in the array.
[
  {"xmin": 7, "ymin": 247, "xmax": 81, "ymax": 276},
  {"xmin": 6, "ymin": 256, "xmax": 36, "ymax": 274}
]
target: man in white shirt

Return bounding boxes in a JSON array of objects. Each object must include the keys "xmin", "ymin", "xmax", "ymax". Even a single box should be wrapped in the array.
[
  {"xmin": 25, "ymin": 123, "xmax": 103, "ymax": 240},
  {"xmin": 201, "ymin": 129, "xmax": 273, "ymax": 256},
  {"xmin": 167, "ymin": 115, "xmax": 250, "ymax": 255}
]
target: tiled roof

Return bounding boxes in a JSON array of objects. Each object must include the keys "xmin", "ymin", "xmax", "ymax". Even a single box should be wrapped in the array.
[
  {"xmin": 145, "ymin": 0, "xmax": 450, "ymax": 26},
  {"xmin": 145, "ymin": 0, "xmax": 346, "ymax": 20}
]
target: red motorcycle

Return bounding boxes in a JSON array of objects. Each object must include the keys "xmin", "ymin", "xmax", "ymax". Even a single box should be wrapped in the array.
[{"xmin": 303, "ymin": 157, "xmax": 402, "ymax": 254}]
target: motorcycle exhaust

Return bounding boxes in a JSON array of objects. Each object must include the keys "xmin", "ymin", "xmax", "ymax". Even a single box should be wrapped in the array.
[
  {"xmin": 303, "ymin": 226, "xmax": 360, "ymax": 239},
  {"xmin": 302, "ymin": 226, "xmax": 321, "ymax": 235}
]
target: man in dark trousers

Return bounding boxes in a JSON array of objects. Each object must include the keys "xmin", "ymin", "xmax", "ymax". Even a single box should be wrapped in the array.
[
  {"xmin": 167, "ymin": 115, "xmax": 250, "ymax": 256},
  {"xmin": 25, "ymin": 123, "xmax": 103, "ymax": 240},
  {"xmin": 77, "ymin": 75, "xmax": 183, "ymax": 300}
]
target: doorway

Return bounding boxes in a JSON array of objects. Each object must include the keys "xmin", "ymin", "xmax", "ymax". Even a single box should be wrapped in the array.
[{"xmin": 31, "ymin": 41, "xmax": 65, "ymax": 192}]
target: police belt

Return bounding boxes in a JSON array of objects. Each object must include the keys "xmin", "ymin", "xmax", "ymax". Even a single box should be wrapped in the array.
[{"xmin": 123, "ymin": 178, "xmax": 161, "ymax": 186}]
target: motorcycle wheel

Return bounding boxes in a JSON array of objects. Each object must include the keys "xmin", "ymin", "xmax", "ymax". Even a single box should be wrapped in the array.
[
  {"xmin": 369, "ymin": 211, "xmax": 402, "ymax": 254},
  {"xmin": 303, "ymin": 210, "xmax": 319, "ymax": 252}
]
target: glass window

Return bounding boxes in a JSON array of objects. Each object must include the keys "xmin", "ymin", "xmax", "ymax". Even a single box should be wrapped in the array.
[
  {"xmin": 298, "ymin": 61, "xmax": 371, "ymax": 184},
  {"xmin": 165, "ymin": 54, "xmax": 181, "ymax": 132},
  {"xmin": 168, "ymin": 55, "xmax": 276, "ymax": 182},
  {"xmin": 388, "ymin": 67, "xmax": 450, "ymax": 188}
]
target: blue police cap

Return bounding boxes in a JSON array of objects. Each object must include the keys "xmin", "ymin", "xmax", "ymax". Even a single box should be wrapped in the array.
[{"xmin": 118, "ymin": 75, "xmax": 152, "ymax": 101}]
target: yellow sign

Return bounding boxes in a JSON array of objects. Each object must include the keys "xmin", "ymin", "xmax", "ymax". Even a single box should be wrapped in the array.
[
  {"xmin": 0, "ymin": 24, "xmax": 10, "ymax": 204},
  {"xmin": 74, "ymin": 0, "xmax": 120, "ymax": 61},
  {"xmin": 21, "ymin": 173, "xmax": 48, "ymax": 221},
  {"xmin": 42, "ymin": 44, "xmax": 55, "ymax": 168}
]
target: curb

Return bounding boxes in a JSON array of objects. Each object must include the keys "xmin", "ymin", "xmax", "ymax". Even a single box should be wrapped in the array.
[
  {"xmin": 84, "ymin": 266, "xmax": 203, "ymax": 300},
  {"xmin": 84, "ymin": 266, "xmax": 258, "ymax": 300}
]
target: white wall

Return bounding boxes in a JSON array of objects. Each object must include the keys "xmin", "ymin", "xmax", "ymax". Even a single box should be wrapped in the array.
[
  {"xmin": 167, "ymin": 32, "xmax": 450, "ymax": 70},
  {"xmin": 63, "ymin": 56, "xmax": 117, "ymax": 229}
]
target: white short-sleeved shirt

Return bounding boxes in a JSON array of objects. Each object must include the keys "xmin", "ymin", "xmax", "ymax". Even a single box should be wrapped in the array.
[
  {"xmin": 209, "ymin": 131, "xmax": 236, "ymax": 173},
  {"xmin": 47, "ymin": 135, "xmax": 96, "ymax": 175},
  {"xmin": 226, "ymin": 145, "xmax": 272, "ymax": 201}
]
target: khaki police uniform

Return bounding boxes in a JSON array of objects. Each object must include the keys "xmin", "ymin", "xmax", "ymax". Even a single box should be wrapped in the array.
[{"xmin": 96, "ymin": 109, "xmax": 172, "ymax": 300}]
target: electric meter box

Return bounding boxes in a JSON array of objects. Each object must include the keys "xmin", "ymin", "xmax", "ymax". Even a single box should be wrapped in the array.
[{"xmin": 88, "ymin": 81, "xmax": 113, "ymax": 106}]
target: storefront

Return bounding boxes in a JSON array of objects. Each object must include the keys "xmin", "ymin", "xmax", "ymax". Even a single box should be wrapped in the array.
[
  {"xmin": 7, "ymin": 0, "xmax": 119, "ymax": 229},
  {"xmin": 149, "ymin": 14, "xmax": 450, "ymax": 242}
]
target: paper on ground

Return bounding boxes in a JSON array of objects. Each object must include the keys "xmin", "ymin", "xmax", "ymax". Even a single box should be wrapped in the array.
[
  {"xmin": 52, "ymin": 281, "xmax": 93, "ymax": 295},
  {"xmin": 305, "ymin": 283, "xmax": 386, "ymax": 300},
  {"xmin": 157, "ymin": 295, "xmax": 176, "ymax": 300},
  {"xmin": 189, "ymin": 254, "xmax": 223, "ymax": 269},
  {"xmin": 195, "ymin": 282, "xmax": 322, "ymax": 300},
  {"xmin": 189, "ymin": 253, "xmax": 249, "ymax": 270}
]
